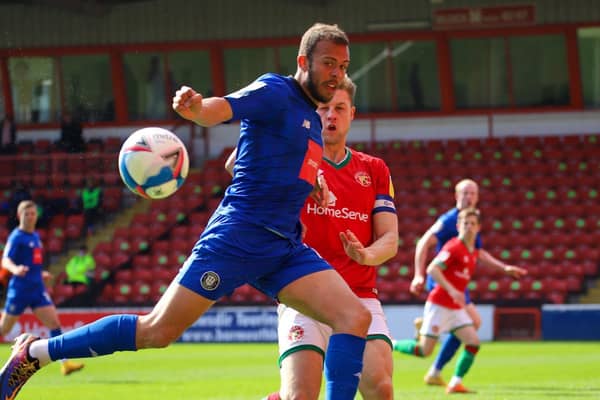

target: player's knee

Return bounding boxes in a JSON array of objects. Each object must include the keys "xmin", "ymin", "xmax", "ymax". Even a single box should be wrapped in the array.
[
  {"xmin": 376, "ymin": 380, "xmax": 394, "ymax": 400},
  {"xmin": 351, "ymin": 303, "xmax": 371, "ymax": 334},
  {"xmin": 364, "ymin": 377, "xmax": 393, "ymax": 400}
]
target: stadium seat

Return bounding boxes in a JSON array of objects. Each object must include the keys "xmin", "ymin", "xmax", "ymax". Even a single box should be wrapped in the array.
[{"xmin": 65, "ymin": 214, "xmax": 85, "ymax": 239}]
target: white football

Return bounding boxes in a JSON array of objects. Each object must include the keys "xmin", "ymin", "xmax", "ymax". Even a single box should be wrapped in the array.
[{"xmin": 118, "ymin": 127, "xmax": 189, "ymax": 199}]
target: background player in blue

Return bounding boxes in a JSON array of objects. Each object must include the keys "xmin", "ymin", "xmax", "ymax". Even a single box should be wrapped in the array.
[
  {"xmin": 409, "ymin": 179, "xmax": 526, "ymax": 385},
  {"xmin": 0, "ymin": 23, "xmax": 371, "ymax": 400},
  {"xmin": 0, "ymin": 200, "xmax": 84, "ymax": 376}
]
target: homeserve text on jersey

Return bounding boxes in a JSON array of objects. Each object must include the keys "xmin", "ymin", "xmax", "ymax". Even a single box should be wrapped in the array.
[{"xmin": 306, "ymin": 203, "xmax": 368, "ymax": 222}]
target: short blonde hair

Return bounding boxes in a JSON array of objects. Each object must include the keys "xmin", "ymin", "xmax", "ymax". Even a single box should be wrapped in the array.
[
  {"xmin": 455, "ymin": 178, "xmax": 478, "ymax": 193},
  {"xmin": 17, "ymin": 200, "xmax": 36, "ymax": 218}
]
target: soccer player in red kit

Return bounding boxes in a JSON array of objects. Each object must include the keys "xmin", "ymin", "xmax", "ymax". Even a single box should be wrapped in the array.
[
  {"xmin": 260, "ymin": 76, "xmax": 399, "ymax": 399},
  {"xmin": 393, "ymin": 208, "xmax": 483, "ymax": 394}
]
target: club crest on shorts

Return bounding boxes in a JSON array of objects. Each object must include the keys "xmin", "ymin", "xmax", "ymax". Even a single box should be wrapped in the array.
[
  {"xmin": 200, "ymin": 271, "xmax": 220, "ymax": 291},
  {"xmin": 288, "ymin": 325, "xmax": 305, "ymax": 342}
]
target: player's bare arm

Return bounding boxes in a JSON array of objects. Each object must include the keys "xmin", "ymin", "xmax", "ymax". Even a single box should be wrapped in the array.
[
  {"xmin": 1, "ymin": 257, "xmax": 28, "ymax": 277},
  {"xmin": 411, "ymin": 223, "xmax": 440, "ymax": 295},
  {"xmin": 340, "ymin": 211, "xmax": 398, "ymax": 266},
  {"xmin": 427, "ymin": 264, "xmax": 465, "ymax": 307},
  {"xmin": 478, "ymin": 249, "xmax": 527, "ymax": 278},
  {"xmin": 172, "ymin": 86, "xmax": 233, "ymax": 127}
]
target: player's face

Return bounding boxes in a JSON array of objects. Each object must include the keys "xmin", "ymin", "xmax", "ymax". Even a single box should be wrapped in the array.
[
  {"xmin": 19, "ymin": 206, "xmax": 38, "ymax": 231},
  {"xmin": 305, "ymin": 40, "xmax": 349, "ymax": 103},
  {"xmin": 456, "ymin": 183, "xmax": 479, "ymax": 209},
  {"xmin": 317, "ymin": 89, "xmax": 355, "ymax": 147},
  {"xmin": 458, "ymin": 215, "xmax": 480, "ymax": 238}
]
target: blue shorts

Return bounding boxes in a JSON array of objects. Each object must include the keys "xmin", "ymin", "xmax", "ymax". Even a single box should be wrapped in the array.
[
  {"xmin": 426, "ymin": 275, "xmax": 472, "ymax": 304},
  {"xmin": 4, "ymin": 286, "xmax": 53, "ymax": 315},
  {"xmin": 176, "ymin": 214, "xmax": 332, "ymax": 300}
]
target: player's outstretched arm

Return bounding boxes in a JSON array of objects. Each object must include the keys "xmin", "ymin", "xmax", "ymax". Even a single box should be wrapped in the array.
[
  {"xmin": 478, "ymin": 249, "xmax": 527, "ymax": 278},
  {"xmin": 172, "ymin": 86, "xmax": 233, "ymax": 127}
]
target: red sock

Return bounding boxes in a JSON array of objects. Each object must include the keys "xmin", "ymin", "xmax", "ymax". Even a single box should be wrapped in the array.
[{"xmin": 265, "ymin": 393, "xmax": 281, "ymax": 400}]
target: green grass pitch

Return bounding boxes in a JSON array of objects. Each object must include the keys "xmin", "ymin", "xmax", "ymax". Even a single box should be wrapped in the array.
[{"xmin": 2, "ymin": 341, "xmax": 598, "ymax": 399}]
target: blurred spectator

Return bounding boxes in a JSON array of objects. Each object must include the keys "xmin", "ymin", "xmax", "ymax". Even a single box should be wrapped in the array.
[
  {"xmin": 65, "ymin": 244, "xmax": 96, "ymax": 286},
  {"xmin": 145, "ymin": 55, "xmax": 167, "ymax": 120},
  {"xmin": 81, "ymin": 177, "xmax": 103, "ymax": 234},
  {"xmin": 7, "ymin": 180, "xmax": 32, "ymax": 230},
  {"xmin": 58, "ymin": 112, "xmax": 85, "ymax": 153},
  {"xmin": 0, "ymin": 114, "xmax": 17, "ymax": 155}
]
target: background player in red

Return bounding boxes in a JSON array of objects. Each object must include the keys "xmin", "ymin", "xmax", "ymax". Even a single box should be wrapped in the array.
[
  {"xmin": 251, "ymin": 76, "xmax": 398, "ymax": 399},
  {"xmin": 393, "ymin": 208, "xmax": 483, "ymax": 394},
  {"xmin": 410, "ymin": 179, "xmax": 526, "ymax": 386}
]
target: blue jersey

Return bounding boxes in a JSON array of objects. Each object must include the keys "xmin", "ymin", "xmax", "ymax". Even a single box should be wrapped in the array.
[
  {"xmin": 433, "ymin": 208, "xmax": 482, "ymax": 251},
  {"xmin": 178, "ymin": 74, "xmax": 331, "ymax": 300},
  {"xmin": 3, "ymin": 228, "xmax": 45, "ymax": 292},
  {"xmin": 217, "ymin": 73, "xmax": 323, "ymax": 243}
]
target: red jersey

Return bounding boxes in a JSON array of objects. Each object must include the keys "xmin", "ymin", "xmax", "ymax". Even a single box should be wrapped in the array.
[
  {"xmin": 428, "ymin": 237, "xmax": 478, "ymax": 309},
  {"xmin": 301, "ymin": 148, "xmax": 396, "ymax": 298}
]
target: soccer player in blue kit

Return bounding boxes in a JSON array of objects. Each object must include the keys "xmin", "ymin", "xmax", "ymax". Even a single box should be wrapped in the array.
[
  {"xmin": 407, "ymin": 179, "xmax": 526, "ymax": 386},
  {"xmin": 0, "ymin": 23, "xmax": 371, "ymax": 400},
  {"xmin": 0, "ymin": 201, "xmax": 84, "ymax": 376}
]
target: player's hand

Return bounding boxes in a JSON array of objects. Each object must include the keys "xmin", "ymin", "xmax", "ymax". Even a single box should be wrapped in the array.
[
  {"xmin": 410, "ymin": 276, "xmax": 425, "ymax": 296},
  {"xmin": 172, "ymin": 86, "xmax": 204, "ymax": 122},
  {"xmin": 449, "ymin": 287, "xmax": 466, "ymax": 307},
  {"xmin": 340, "ymin": 229, "xmax": 368, "ymax": 265},
  {"xmin": 310, "ymin": 173, "xmax": 329, "ymax": 207},
  {"xmin": 13, "ymin": 264, "xmax": 29, "ymax": 277},
  {"xmin": 42, "ymin": 270, "xmax": 53, "ymax": 285},
  {"xmin": 504, "ymin": 265, "xmax": 528, "ymax": 279}
]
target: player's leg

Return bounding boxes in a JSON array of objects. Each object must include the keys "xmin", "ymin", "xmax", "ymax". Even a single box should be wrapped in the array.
[
  {"xmin": 0, "ymin": 291, "xmax": 26, "ymax": 336},
  {"xmin": 32, "ymin": 304, "xmax": 84, "ymax": 375},
  {"xmin": 279, "ymin": 350, "xmax": 324, "ymax": 400},
  {"xmin": 465, "ymin": 302, "xmax": 482, "ymax": 329},
  {"xmin": 359, "ymin": 338, "xmax": 393, "ymax": 400},
  {"xmin": 0, "ymin": 312, "xmax": 20, "ymax": 337},
  {"xmin": 357, "ymin": 299, "xmax": 393, "ymax": 400},
  {"xmin": 393, "ymin": 301, "xmax": 440, "ymax": 358},
  {"xmin": 427, "ymin": 292, "xmax": 479, "ymax": 383},
  {"xmin": 276, "ymin": 304, "xmax": 328, "ymax": 400},
  {"xmin": 0, "ymin": 281, "xmax": 215, "ymax": 399},
  {"xmin": 445, "ymin": 324, "xmax": 479, "ymax": 394},
  {"xmin": 277, "ymin": 269, "xmax": 370, "ymax": 400},
  {"xmin": 30, "ymin": 282, "xmax": 214, "ymax": 362}
]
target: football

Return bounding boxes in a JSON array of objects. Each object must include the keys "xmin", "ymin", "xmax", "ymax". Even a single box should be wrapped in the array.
[{"xmin": 118, "ymin": 127, "xmax": 189, "ymax": 199}]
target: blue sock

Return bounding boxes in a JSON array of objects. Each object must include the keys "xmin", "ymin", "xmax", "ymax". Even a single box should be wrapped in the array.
[
  {"xmin": 48, "ymin": 315, "xmax": 138, "ymax": 361},
  {"xmin": 434, "ymin": 333, "xmax": 461, "ymax": 371},
  {"xmin": 324, "ymin": 333, "xmax": 365, "ymax": 400},
  {"xmin": 49, "ymin": 328, "xmax": 62, "ymax": 337}
]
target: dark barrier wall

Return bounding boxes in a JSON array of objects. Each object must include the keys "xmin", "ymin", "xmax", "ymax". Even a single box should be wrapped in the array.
[{"xmin": 542, "ymin": 304, "xmax": 600, "ymax": 340}]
